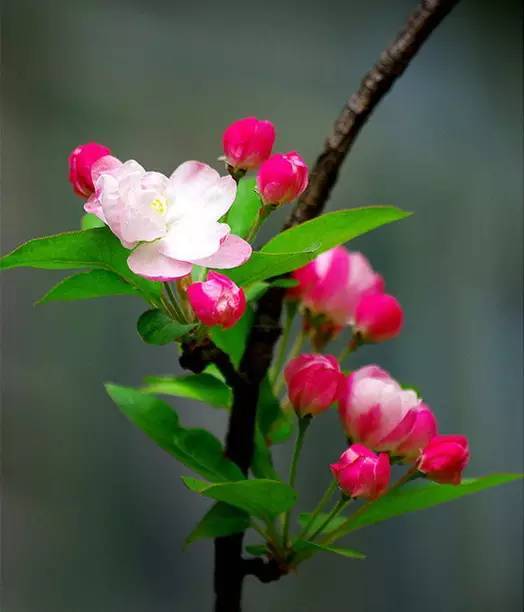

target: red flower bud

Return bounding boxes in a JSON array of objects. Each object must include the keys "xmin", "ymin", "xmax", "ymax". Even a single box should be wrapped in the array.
[
  {"xmin": 355, "ymin": 292, "xmax": 404, "ymax": 342},
  {"xmin": 330, "ymin": 444, "xmax": 391, "ymax": 500},
  {"xmin": 256, "ymin": 151, "xmax": 308, "ymax": 205},
  {"xmin": 222, "ymin": 117, "xmax": 275, "ymax": 170},
  {"xmin": 187, "ymin": 272, "xmax": 246, "ymax": 329},
  {"xmin": 418, "ymin": 434, "xmax": 469, "ymax": 485},
  {"xmin": 68, "ymin": 142, "xmax": 112, "ymax": 198}
]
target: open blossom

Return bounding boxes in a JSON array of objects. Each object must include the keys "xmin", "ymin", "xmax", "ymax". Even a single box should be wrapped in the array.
[
  {"xmin": 396, "ymin": 403, "xmax": 438, "ymax": 460},
  {"xmin": 338, "ymin": 365, "xmax": 429, "ymax": 453},
  {"xmin": 284, "ymin": 354, "xmax": 343, "ymax": 416},
  {"xmin": 222, "ymin": 117, "xmax": 275, "ymax": 169},
  {"xmin": 86, "ymin": 159, "xmax": 252, "ymax": 281},
  {"xmin": 68, "ymin": 142, "xmax": 113, "ymax": 198},
  {"xmin": 355, "ymin": 292, "xmax": 404, "ymax": 342},
  {"xmin": 256, "ymin": 151, "xmax": 308, "ymax": 205},
  {"xmin": 330, "ymin": 444, "xmax": 391, "ymax": 500},
  {"xmin": 418, "ymin": 435, "xmax": 469, "ymax": 485},
  {"xmin": 187, "ymin": 272, "xmax": 246, "ymax": 329},
  {"xmin": 290, "ymin": 247, "xmax": 384, "ymax": 326}
]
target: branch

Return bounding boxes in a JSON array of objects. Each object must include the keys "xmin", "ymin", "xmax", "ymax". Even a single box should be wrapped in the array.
[{"xmin": 287, "ymin": 0, "xmax": 461, "ymax": 227}]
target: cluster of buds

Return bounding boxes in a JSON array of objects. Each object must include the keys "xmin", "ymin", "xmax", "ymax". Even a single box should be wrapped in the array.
[
  {"xmin": 288, "ymin": 246, "xmax": 403, "ymax": 349},
  {"xmin": 222, "ymin": 116, "xmax": 309, "ymax": 206},
  {"xmin": 284, "ymin": 355, "xmax": 470, "ymax": 499}
]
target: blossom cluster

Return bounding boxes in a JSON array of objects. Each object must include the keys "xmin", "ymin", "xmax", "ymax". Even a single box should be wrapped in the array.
[
  {"xmin": 67, "ymin": 117, "xmax": 309, "ymax": 329},
  {"xmin": 283, "ymin": 244, "xmax": 470, "ymax": 499}
]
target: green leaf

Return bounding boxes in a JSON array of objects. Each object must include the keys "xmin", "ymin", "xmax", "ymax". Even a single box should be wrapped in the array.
[
  {"xmin": 226, "ymin": 178, "xmax": 262, "ymax": 239},
  {"xmin": 37, "ymin": 270, "xmax": 139, "ymax": 304},
  {"xmin": 268, "ymin": 411, "xmax": 294, "ymax": 444},
  {"xmin": 257, "ymin": 376, "xmax": 282, "ymax": 439},
  {"xmin": 182, "ymin": 477, "xmax": 297, "ymax": 520},
  {"xmin": 262, "ymin": 206, "xmax": 410, "ymax": 256},
  {"xmin": 0, "ymin": 227, "xmax": 161, "ymax": 303},
  {"xmin": 142, "ymin": 373, "xmax": 232, "ymax": 409},
  {"xmin": 210, "ymin": 306, "xmax": 254, "ymax": 367},
  {"xmin": 226, "ymin": 207, "xmax": 409, "ymax": 287},
  {"xmin": 245, "ymin": 278, "xmax": 298, "ymax": 303},
  {"xmin": 81, "ymin": 213, "xmax": 105, "ymax": 230},
  {"xmin": 297, "ymin": 512, "xmax": 347, "ymax": 536},
  {"xmin": 245, "ymin": 544, "xmax": 268, "ymax": 556},
  {"xmin": 105, "ymin": 384, "xmax": 243, "ymax": 482},
  {"xmin": 137, "ymin": 309, "xmax": 196, "ymax": 345},
  {"xmin": 293, "ymin": 540, "xmax": 365, "ymax": 560},
  {"xmin": 327, "ymin": 473, "xmax": 524, "ymax": 540},
  {"xmin": 185, "ymin": 502, "xmax": 250, "ymax": 546},
  {"xmin": 251, "ymin": 427, "xmax": 279, "ymax": 480},
  {"xmin": 226, "ymin": 249, "xmax": 317, "ymax": 287}
]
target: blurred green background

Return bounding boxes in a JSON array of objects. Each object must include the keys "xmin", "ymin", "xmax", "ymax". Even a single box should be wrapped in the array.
[{"xmin": 2, "ymin": 0, "xmax": 522, "ymax": 610}]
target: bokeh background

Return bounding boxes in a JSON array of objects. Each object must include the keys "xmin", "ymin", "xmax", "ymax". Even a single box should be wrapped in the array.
[{"xmin": 2, "ymin": 0, "xmax": 523, "ymax": 610}]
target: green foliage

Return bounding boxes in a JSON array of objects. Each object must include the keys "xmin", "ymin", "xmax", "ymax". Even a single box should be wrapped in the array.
[
  {"xmin": 293, "ymin": 540, "xmax": 366, "ymax": 560},
  {"xmin": 182, "ymin": 477, "xmax": 297, "ymax": 520},
  {"xmin": 298, "ymin": 512, "xmax": 347, "ymax": 536},
  {"xmin": 81, "ymin": 213, "xmax": 105, "ymax": 230},
  {"xmin": 185, "ymin": 502, "xmax": 250, "ymax": 546},
  {"xmin": 245, "ymin": 544, "xmax": 268, "ymax": 556},
  {"xmin": 106, "ymin": 384, "xmax": 243, "ymax": 482},
  {"xmin": 137, "ymin": 309, "xmax": 196, "ymax": 345},
  {"xmin": 227, "ymin": 206, "xmax": 410, "ymax": 286},
  {"xmin": 326, "ymin": 473, "xmax": 524, "ymax": 540},
  {"xmin": 143, "ymin": 373, "xmax": 232, "ymax": 409},
  {"xmin": 251, "ymin": 427, "xmax": 279, "ymax": 480},
  {"xmin": 37, "ymin": 270, "xmax": 139, "ymax": 304},
  {"xmin": 210, "ymin": 306, "xmax": 254, "ymax": 367},
  {"xmin": 226, "ymin": 178, "xmax": 262, "ymax": 239},
  {"xmin": 0, "ymin": 227, "xmax": 161, "ymax": 303}
]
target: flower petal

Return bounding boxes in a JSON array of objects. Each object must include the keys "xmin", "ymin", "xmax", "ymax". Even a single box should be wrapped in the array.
[
  {"xmin": 158, "ymin": 220, "xmax": 230, "ymax": 262},
  {"xmin": 191, "ymin": 234, "xmax": 252, "ymax": 268},
  {"xmin": 127, "ymin": 241, "xmax": 192, "ymax": 281}
]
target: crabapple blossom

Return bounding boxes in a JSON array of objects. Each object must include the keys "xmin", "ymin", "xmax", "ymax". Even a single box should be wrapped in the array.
[
  {"xmin": 284, "ymin": 353, "xmax": 344, "ymax": 416},
  {"xmin": 187, "ymin": 272, "xmax": 246, "ymax": 329},
  {"xmin": 395, "ymin": 403, "xmax": 438, "ymax": 460},
  {"xmin": 88, "ymin": 159, "xmax": 252, "ymax": 281},
  {"xmin": 222, "ymin": 117, "xmax": 275, "ymax": 170},
  {"xmin": 256, "ymin": 151, "xmax": 308, "ymax": 205},
  {"xmin": 338, "ymin": 365, "xmax": 423, "ymax": 453},
  {"xmin": 68, "ymin": 142, "xmax": 113, "ymax": 198},
  {"xmin": 330, "ymin": 444, "xmax": 391, "ymax": 500},
  {"xmin": 290, "ymin": 247, "xmax": 384, "ymax": 326},
  {"xmin": 355, "ymin": 292, "xmax": 404, "ymax": 342},
  {"xmin": 418, "ymin": 434, "xmax": 470, "ymax": 485}
]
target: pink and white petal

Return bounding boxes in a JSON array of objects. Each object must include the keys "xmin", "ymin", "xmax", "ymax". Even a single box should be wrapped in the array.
[
  {"xmin": 127, "ymin": 241, "xmax": 192, "ymax": 281},
  {"xmin": 90, "ymin": 155, "xmax": 122, "ymax": 185},
  {"xmin": 199, "ymin": 175, "xmax": 237, "ymax": 220},
  {"xmin": 191, "ymin": 234, "xmax": 252, "ymax": 269},
  {"xmin": 167, "ymin": 161, "xmax": 220, "ymax": 216},
  {"xmin": 83, "ymin": 194, "xmax": 106, "ymax": 223},
  {"xmin": 159, "ymin": 220, "xmax": 230, "ymax": 262}
]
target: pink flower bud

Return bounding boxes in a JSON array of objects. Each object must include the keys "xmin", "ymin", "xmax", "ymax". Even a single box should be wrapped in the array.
[
  {"xmin": 395, "ymin": 403, "xmax": 438, "ymax": 460},
  {"xmin": 330, "ymin": 444, "xmax": 391, "ymax": 500},
  {"xmin": 355, "ymin": 292, "xmax": 404, "ymax": 342},
  {"xmin": 187, "ymin": 272, "xmax": 246, "ymax": 329},
  {"xmin": 284, "ymin": 354, "xmax": 343, "ymax": 416},
  {"xmin": 68, "ymin": 142, "xmax": 112, "ymax": 198},
  {"xmin": 338, "ymin": 365, "xmax": 423, "ymax": 453},
  {"xmin": 289, "ymin": 247, "xmax": 384, "ymax": 326},
  {"xmin": 222, "ymin": 117, "xmax": 276, "ymax": 170},
  {"xmin": 418, "ymin": 434, "xmax": 470, "ymax": 485},
  {"xmin": 256, "ymin": 151, "xmax": 308, "ymax": 205}
]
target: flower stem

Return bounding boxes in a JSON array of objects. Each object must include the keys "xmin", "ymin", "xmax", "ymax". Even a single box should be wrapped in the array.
[
  {"xmin": 273, "ymin": 326, "xmax": 306, "ymax": 396},
  {"xmin": 297, "ymin": 480, "xmax": 338, "ymax": 541},
  {"xmin": 282, "ymin": 415, "xmax": 312, "ymax": 546},
  {"xmin": 245, "ymin": 205, "xmax": 276, "ymax": 243},
  {"xmin": 321, "ymin": 466, "xmax": 419, "ymax": 545},
  {"xmin": 163, "ymin": 282, "xmax": 186, "ymax": 322},
  {"xmin": 270, "ymin": 303, "xmax": 297, "ymax": 387},
  {"xmin": 337, "ymin": 331, "xmax": 362, "ymax": 365},
  {"xmin": 308, "ymin": 495, "xmax": 350, "ymax": 542}
]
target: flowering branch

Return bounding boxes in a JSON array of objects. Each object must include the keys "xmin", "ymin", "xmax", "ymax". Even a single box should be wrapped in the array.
[{"xmin": 211, "ymin": 0, "xmax": 462, "ymax": 608}]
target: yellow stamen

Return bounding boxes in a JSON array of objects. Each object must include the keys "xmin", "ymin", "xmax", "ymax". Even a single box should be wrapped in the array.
[{"xmin": 150, "ymin": 196, "xmax": 168, "ymax": 215}]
